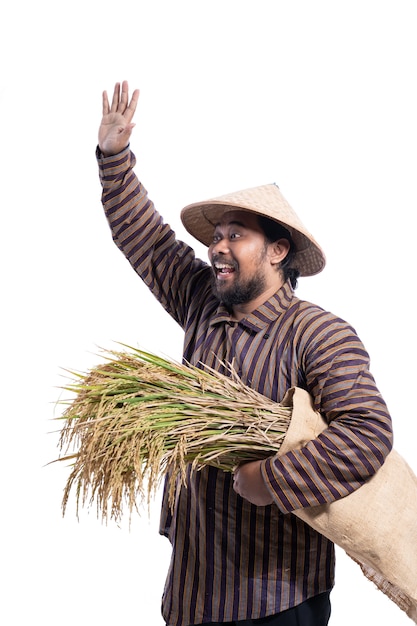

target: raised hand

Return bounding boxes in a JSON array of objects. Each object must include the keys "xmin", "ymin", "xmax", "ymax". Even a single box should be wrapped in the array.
[{"xmin": 98, "ymin": 81, "xmax": 140, "ymax": 156}]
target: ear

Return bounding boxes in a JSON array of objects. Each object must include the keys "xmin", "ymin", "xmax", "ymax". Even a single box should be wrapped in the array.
[{"xmin": 269, "ymin": 238, "xmax": 291, "ymax": 266}]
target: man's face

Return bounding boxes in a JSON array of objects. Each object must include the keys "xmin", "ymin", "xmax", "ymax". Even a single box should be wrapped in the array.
[{"xmin": 207, "ymin": 210, "xmax": 273, "ymax": 308}]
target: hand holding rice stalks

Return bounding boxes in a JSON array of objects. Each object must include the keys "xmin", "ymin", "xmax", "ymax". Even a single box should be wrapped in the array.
[{"xmin": 54, "ymin": 344, "xmax": 292, "ymax": 523}]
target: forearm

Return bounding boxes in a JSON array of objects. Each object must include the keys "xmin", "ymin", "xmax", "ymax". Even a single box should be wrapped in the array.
[
  {"xmin": 262, "ymin": 355, "xmax": 393, "ymax": 513},
  {"xmin": 96, "ymin": 146, "xmax": 207, "ymax": 324},
  {"xmin": 97, "ymin": 146, "xmax": 157, "ymax": 258}
]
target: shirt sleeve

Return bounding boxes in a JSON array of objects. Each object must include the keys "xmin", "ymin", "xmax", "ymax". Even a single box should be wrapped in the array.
[
  {"xmin": 261, "ymin": 310, "xmax": 394, "ymax": 513},
  {"xmin": 96, "ymin": 146, "xmax": 208, "ymax": 328}
]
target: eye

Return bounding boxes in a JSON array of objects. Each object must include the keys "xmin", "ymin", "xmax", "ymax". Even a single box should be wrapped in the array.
[{"xmin": 230, "ymin": 232, "xmax": 241, "ymax": 240}]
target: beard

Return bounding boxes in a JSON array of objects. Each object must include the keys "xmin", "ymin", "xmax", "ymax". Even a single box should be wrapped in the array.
[{"xmin": 210, "ymin": 267, "xmax": 267, "ymax": 308}]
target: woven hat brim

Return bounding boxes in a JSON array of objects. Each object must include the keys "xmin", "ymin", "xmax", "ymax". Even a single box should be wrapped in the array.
[{"xmin": 180, "ymin": 185, "xmax": 326, "ymax": 277}]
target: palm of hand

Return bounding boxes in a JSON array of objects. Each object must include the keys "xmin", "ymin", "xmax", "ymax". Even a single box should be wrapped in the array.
[{"xmin": 99, "ymin": 112, "xmax": 130, "ymax": 156}]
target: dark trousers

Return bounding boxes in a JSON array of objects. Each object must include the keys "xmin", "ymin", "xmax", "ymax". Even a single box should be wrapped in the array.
[{"xmin": 188, "ymin": 591, "xmax": 331, "ymax": 626}]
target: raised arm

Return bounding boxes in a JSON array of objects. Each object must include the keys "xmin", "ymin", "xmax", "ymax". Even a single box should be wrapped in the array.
[{"xmin": 98, "ymin": 81, "xmax": 140, "ymax": 156}]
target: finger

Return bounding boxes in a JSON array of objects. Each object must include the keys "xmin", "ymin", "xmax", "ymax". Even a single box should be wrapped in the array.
[
  {"xmin": 102, "ymin": 90, "xmax": 110, "ymax": 116},
  {"xmin": 110, "ymin": 82, "xmax": 121, "ymax": 113},
  {"xmin": 124, "ymin": 88, "xmax": 140, "ymax": 122},
  {"xmin": 117, "ymin": 80, "xmax": 129, "ymax": 113}
]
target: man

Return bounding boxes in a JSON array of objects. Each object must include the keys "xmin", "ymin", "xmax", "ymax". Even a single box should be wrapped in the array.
[{"xmin": 96, "ymin": 81, "xmax": 393, "ymax": 626}]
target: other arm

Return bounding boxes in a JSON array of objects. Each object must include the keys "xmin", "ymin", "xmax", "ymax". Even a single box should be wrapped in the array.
[{"xmin": 234, "ymin": 316, "xmax": 393, "ymax": 509}]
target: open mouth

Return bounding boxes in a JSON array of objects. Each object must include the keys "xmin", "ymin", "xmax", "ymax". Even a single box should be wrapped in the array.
[{"xmin": 214, "ymin": 262, "xmax": 236, "ymax": 278}]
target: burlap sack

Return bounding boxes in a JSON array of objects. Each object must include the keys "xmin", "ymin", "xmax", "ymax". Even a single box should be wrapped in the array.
[{"xmin": 279, "ymin": 387, "xmax": 417, "ymax": 623}]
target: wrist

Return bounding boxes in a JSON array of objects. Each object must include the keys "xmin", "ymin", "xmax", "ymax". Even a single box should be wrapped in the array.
[{"xmin": 96, "ymin": 144, "xmax": 130, "ymax": 159}]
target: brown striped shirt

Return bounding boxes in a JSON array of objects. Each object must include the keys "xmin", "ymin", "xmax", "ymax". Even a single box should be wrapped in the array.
[{"xmin": 97, "ymin": 147, "xmax": 393, "ymax": 626}]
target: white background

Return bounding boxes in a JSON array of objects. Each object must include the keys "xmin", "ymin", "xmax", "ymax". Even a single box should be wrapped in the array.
[{"xmin": 1, "ymin": 1, "xmax": 416, "ymax": 624}]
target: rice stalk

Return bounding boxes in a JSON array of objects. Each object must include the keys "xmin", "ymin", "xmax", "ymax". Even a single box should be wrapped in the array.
[{"xmin": 53, "ymin": 344, "xmax": 293, "ymax": 523}]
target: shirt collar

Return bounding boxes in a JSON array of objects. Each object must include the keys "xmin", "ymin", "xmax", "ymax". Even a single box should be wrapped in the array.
[{"xmin": 209, "ymin": 280, "xmax": 295, "ymax": 332}]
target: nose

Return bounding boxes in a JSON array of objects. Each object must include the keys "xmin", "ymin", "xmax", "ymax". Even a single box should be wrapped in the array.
[{"xmin": 210, "ymin": 236, "xmax": 230, "ymax": 256}]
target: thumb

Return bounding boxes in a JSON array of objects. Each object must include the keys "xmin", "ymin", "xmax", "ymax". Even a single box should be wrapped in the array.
[{"xmin": 120, "ymin": 122, "xmax": 136, "ymax": 137}]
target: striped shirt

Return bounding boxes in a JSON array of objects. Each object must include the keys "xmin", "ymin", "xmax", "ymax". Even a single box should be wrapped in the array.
[{"xmin": 97, "ymin": 147, "xmax": 393, "ymax": 626}]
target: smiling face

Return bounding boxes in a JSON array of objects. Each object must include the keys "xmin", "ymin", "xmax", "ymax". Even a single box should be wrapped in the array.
[{"xmin": 207, "ymin": 210, "xmax": 290, "ymax": 318}]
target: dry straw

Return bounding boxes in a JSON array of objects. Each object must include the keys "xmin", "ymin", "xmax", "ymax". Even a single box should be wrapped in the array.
[{"xmin": 54, "ymin": 344, "xmax": 292, "ymax": 523}]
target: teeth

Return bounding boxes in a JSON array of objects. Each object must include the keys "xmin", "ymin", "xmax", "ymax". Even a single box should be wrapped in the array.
[{"xmin": 214, "ymin": 263, "xmax": 234, "ymax": 269}]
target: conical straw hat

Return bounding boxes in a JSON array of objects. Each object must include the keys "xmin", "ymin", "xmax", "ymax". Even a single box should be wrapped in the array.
[{"xmin": 180, "ymin": 183, "xmax": 326, "ymax": 277}]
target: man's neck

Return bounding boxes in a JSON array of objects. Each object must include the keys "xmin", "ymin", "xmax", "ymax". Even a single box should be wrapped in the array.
[{"xmin": 231, "ymin": 279, "xmax": 286, "ymax": 321}]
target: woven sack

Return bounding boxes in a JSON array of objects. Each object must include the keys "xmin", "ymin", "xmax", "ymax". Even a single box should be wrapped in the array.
[{"xmin": 280, "ymin": 387, "xmax": 417, "ymax": 623}]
